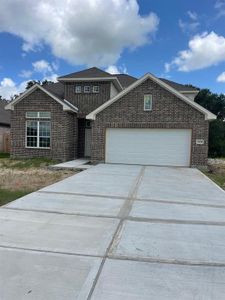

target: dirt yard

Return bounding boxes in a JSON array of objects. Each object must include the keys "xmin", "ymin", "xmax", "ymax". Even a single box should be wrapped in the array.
[{"xmin": 0, "ymin": 157, "xmax": 77, "ymax": 205}]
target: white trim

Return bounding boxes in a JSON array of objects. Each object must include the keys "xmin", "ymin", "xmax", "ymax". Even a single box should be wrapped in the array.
[
  {"xmin": 26, "ymin": 120, "xmax": 51, "ymax": 149},
  {"xmin": 86, "ymin": 73, "xmax": 216, "ymax": 121},
  {"xmin": 5, "ymin": 84, "xmax": 78, "ymax": 113}
]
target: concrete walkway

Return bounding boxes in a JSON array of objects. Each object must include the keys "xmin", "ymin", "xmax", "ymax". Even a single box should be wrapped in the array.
[
  {"xmin": 1, "ymin": 164, "xmax": 225, "ymax": 299},
  {"xmin": 50, "ymin": 158, "xmax": 91, "ymax": 170}
]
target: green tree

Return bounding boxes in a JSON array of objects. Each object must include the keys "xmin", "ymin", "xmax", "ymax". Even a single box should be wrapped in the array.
[{"xmin": 195, "ymin": 89, "xmax": 225, "ymax": 157}]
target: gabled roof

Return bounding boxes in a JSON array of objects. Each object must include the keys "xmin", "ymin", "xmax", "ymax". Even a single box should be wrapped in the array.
[
  {"xmin": 58, "ymin": 67, "xmax": 113, "ymax": 79},
  {"xmin": 44, "ymin": 82, "xmax": 65, "ymax": 99},
  {"xmin": 115, "ymin": 74, "xmax": 137, "ymax": 88},
  {"xmin": 86, "ymin": 73, "xmax": 216, "ymax": 121},
  {"xmin": 5, "ymin": 84, "xmax": 78, "ymax": 113},
  {"xmin": 159, "ymin": 78, "xmax": 199, "ymax": 93},
  {"xmin": 58, "ymin": 67, "xmax": 123, "ymax": 91},
  {"xmin": 0, "ymin": 101, "xmax": 10, "ymax": 125}
]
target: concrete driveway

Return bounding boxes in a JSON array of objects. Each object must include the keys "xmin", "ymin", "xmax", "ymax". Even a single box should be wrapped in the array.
[{"xmin": 1, "ymin": 164, "xmax": 225, "ymax": 299}]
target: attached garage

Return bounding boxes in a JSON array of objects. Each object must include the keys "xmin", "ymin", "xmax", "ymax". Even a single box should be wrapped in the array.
[{"xmin": 105, "ymin": 128, "xmax": 192, "ymax": 167}]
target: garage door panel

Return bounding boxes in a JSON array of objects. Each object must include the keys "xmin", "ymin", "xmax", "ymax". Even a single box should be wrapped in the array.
[{"xmin": 105, "ymin": 129, "xmax": 191, "ymax": 167}]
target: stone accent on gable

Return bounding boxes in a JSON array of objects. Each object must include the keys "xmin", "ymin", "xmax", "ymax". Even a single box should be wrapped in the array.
[
  {"xmin": 10, "ymin": 89, "xmax": 77, "ymax": 161},
  {"xmin": 64, "ymin": 81, "xmax": 111, "ymax": 117},
  {"xmin": 91, "ymin": 78, "xmax": 209, "ymax": 166}
]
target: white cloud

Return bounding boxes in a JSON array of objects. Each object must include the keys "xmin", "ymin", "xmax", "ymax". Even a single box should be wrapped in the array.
[
  {"xmin": 32, "ymin": 60, "xmax": 53, "ymax": 74},
  {"xmin": 187, "ymin": 11, "xmax": 198, "ymax": 21},
  {"xmin": 0, "ymin": 78, "xmax": 28, "ymax": 99},
  {"xmin": 178, "ymin": 11, "xmax": 199, "ymax": 33},
  {"xmin": 0, "ymin": 0, "xmax": 159, "ymax": 67},
  {"xmin": 165, "ymin": 31, "xmax": 225, "ymax": 72},
  {"xmin": 105, "ymin": 64, "xmax": 128, "ymax": 74},
  {"xmin": 215, "ymin": 0, "xmax": 225, "ymax": 17},
  {"xmin": 43, "ymin": 73, "xmax": 58, "ymax": 82},
  {"xmin": 19, "ymin": 70, "xmax": 33, "ymax": 78},
  {"xmin": 217, "ymin": 72, "xmax": 225, "ymax": 82}
]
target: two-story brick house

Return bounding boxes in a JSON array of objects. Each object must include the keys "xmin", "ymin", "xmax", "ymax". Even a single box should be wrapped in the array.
[{"xmin": 6, "ymin": 67, "xmax": 216, "ymax": 167}]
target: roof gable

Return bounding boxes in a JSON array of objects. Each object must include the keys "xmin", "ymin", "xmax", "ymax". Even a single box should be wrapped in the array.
[
  {"xmin": 5, "ymin": 84, "xmax": 78, "ymax": 113},
  {"xmin": 58, "ymin": 67, "xmax": 113, "ymax": 79},
  {"xmin": 159, "ymin": 78, "xmax": 199, "ymax": 93},
  {"xmin": 86, "ymin": 73, "xmax": 216, "ymax": 121}
]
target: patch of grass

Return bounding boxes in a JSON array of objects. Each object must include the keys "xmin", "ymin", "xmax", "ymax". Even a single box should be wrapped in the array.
[
  {"xmin": 204, "ymin": 172, "xmax": 225, "ymax": 190},
  {"xmin": 0, "ymin": 189, "xmax": 30, "ymax": 206},
  {"xmin": 0, "ymin": 157, "xmax": 78, "ymax": 206},
  {"xmin": 0, "ymin": 153, "xmax": 10, "ymax": 158},
  {"xmin": 0, "ymin": 157, "xmax": 58, "ymax": 169}
]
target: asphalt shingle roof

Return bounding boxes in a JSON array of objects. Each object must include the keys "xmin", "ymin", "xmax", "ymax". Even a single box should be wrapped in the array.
[
  {"xmin": 42, "ymin": 68, "xmax": 198, "ymax": 101},
  {"xmin": 0, "ymin": 101, "xmax": 10, "ymax": 125},
  {"xmin": 58, "ymin": 67, "xmax": 113, "ymax": 79},
  {"xmin": 44, "ymin": 82, "xmax": 65, "ymax": 99},
  {"xmin": 159, "ymin": 78, "xmax": 199, "ymax": 92}
]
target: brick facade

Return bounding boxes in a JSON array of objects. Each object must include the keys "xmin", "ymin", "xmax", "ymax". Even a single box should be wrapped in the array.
[
  {"xmin": 64, "ymin": 81, "xmax": 111, "ymax": 118},
  {"xmin": 91, "ymin": 78, "xmax": 209, "ymax": 166},
  {"xmin": 11, "ymin": 89, "xmax": 77, "ymax": 161}
]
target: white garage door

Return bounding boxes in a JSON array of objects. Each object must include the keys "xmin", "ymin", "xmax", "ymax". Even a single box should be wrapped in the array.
[{"xmin": 105, "ymin": 128, "xmax": 192, "ymax": 167}]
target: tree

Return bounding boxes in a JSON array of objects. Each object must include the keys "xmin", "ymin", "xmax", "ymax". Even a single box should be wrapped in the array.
[
  {"xmin": 25, "ymin": 80, "xmax": 54, "ymax": 90},
  {"xmin": 195, "ymin": 89, "xmax": 225, "ymax": 158},
  {"xmin": 25, "ymin": 80, "xmax": 41, "ymax": 90},
  {"xmin": 195, "ymin": 89, "xmax": 225, "ymax": 120}
]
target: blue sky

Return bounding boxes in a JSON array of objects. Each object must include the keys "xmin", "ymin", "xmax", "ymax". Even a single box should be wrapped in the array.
[{"xmin": 0, "ymin": 0, "xmax": 225, "ymax": 99}]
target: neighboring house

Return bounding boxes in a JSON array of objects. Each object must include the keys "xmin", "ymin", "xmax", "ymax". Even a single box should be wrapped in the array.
[
  {"xmin": 0, "ymin": 100, "xmax": 10, "ymax": 152},
  {"xmin": 6, "ymin": 67, "xmax": 216, "ymax": 167}
]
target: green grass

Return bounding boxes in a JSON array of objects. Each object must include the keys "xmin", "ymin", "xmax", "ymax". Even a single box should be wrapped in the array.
[
  {"xmin": 0, "ymin": 153, "xmax": 10, "ymax": 158},
  {"xmin": 204, "ymin": 172, "xmax": 225, "ymax": 190},
  {"xmin": 0, "ymin": 157, "xmax": 58, "ymax": 169},
  {"xmin": 0, "ymin": 189, "xmax": 31, "ymax": 206}
]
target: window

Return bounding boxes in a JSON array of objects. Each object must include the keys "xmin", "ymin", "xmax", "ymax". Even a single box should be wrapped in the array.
[
  {"xmin": 93, "ymin": 86, "xmax": 99, "ymax": 93},
  {"xmin": 26, "ymin": 120, "xmax": 51, "ymax": 148},
  {"xmin": 84, "ymin": 86, "xmax": 91, "ymax": 93},
  {"xmin": 75, "ymin": 85, "xmax": 82, "ymax": 93},
  {"xmin": 26, "ymin": 112, "xmax": 51, "ymax": 119},
  {"xmin": 144, "ymin": 94, "xmax": 152, "ymax": 111}
]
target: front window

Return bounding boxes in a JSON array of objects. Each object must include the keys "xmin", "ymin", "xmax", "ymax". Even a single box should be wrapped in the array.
[
  {"xmin": 144, "ymin": 94, "xmax": 152, "ymax": 111},
  {"xmin": 84, "ymin": 86, "xmax": 91, "ymax": 93},
  {"xmin": 26, "ymin": 112, "xmax": 51, "ymax": 148}
]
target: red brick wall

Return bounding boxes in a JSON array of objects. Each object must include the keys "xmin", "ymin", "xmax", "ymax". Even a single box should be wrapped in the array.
[
  {"xmin": 91, "ymin": 78, "xmax": 209, "ymax": 166},
  {"xmin": 11, "ymin": 89, "xmax": 77, "ymax": 161}
]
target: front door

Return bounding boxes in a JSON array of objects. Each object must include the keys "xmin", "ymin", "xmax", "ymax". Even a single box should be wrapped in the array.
[{"xmin": 84, "ymin": 128, "xmax": 91, "ymax": 157}]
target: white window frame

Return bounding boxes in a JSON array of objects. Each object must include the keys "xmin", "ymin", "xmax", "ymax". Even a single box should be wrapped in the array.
[
  {"xmin": 84, "ymin": 86, "xmax": 91, "ymax": 93},
  {"xmin": 26, "ymin": 120, "xmax": 51, "ymax": 149},
  {"xmin": 75, "ymin": 85, "xmax": 82, "ymax": 93},
  {"xmin": 144, "ymin": 94, "xmax": 152, "ymax": 111},
  {"xmin": 93, "ymin": 86, "xmax": 99, "ymax": 93},
  {"xmin": 26, "ymin": 112, "xmax": 51, "ymax": 119}
]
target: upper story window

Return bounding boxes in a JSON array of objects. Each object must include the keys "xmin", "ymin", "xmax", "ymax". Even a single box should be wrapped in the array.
[
  {"xmin": 93, "ymin": 86, "xmax": 99, "ymax": 93},
  {"xmin": 26, "ymin": 112, "xmax": 51, "ymax": 119},
  {"xmin": 144, "ymin": 94, "xmax": 152, "ymax": 111},
  {"xmin": 84, "ymin": 86, "xmax": 91, "ymax": 93},
  {"xmin": 75, "ymin": 85, "xmax": 82, "ymax": 93}
]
